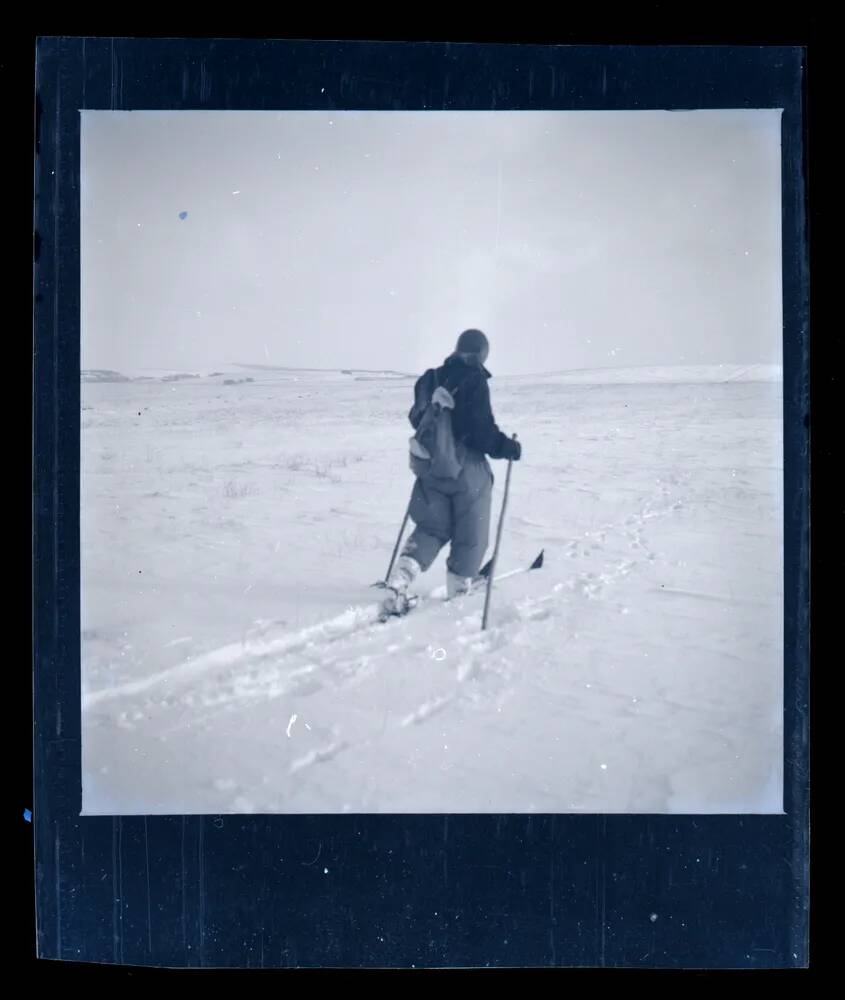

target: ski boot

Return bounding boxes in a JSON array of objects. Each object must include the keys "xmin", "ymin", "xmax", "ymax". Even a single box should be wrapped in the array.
[
  {"xmin": 446, "ymin": 570, "xmax": 473, "ymax": 600},
  {"xmin": 378, "ymin": 556, "xmax": 421, "ymax": 622}
]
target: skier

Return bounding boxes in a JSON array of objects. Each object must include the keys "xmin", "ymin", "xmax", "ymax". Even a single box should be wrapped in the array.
[{"xmin": 381, "ymin": 328, "xmax": 522, "ymax": 618}]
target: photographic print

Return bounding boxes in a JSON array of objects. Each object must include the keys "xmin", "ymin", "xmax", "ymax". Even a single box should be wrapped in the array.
[{"xmin": 79, "ymin": 108, "xmax": 785, "ymax": 816}]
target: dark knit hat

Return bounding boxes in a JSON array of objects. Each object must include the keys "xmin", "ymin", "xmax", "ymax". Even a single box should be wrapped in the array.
[{"xmin": 455, "ymin": 329, "xmax": 489, "ymax": 358}]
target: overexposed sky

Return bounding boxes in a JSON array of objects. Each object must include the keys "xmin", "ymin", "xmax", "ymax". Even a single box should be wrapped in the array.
[{"xmin": 81, "ymin": 109, "xmax": 783, "ymax": 376}]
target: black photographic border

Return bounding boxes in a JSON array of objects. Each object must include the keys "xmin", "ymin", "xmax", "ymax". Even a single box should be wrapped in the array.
[{"xmin": 32, "ymin": 37, "xmax": 809, "ymax": 969}]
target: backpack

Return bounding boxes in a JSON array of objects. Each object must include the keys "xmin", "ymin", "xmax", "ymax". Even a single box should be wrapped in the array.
[{"xmin": 409, "ymin": 370, "xmax": 466, "ymax": 480}]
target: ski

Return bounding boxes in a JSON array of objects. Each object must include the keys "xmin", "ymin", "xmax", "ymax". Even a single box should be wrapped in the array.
[
  {"xmin": 477, "ymin": 548, "xmax": 544, "ymax": 582},
  {"xmin": 377, "ymin": 594, "xmax": 419, "ymax": 624},
  {"xmin": 376, "ymin": 549, "xmax": 544, "ymax": 624}
]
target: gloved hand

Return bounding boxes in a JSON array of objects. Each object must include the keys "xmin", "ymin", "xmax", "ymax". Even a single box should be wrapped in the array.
[{"xmin": 503, "ymin": 437, "xmax": 521, "ymax": 462}]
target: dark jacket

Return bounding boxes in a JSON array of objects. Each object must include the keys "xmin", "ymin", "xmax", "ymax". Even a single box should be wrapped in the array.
[{"xmin": 408, "ymin": 353, "xmax": 513, "ymax": 460}]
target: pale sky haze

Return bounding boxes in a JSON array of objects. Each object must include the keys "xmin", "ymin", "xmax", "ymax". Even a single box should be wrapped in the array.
[{"xmin": 81, "ymin": 110, "xmax": 783, "ymax": 376}]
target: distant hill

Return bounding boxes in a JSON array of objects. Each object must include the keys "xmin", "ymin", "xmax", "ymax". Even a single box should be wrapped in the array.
[
  {"xmin": 499, "ymin": 363, "xmax": 783, "ymax": 385},
  {"xmin": 82, "ymin": 369, "xmax": 199, "ymax": 383},
  {"xmin": 82, "ymin": 364, "xmax": 415, "ymax": 383},
  {"xmin": 82, "ymin": 363, "xmax": 782, "ymax": 386},
  {"xmin": 341, "ymin": 369, "xmax": 415, "ymax": 380},
  {"xmin": 80, "ymin": 369, "xmax": 133, "ymax": 383}
]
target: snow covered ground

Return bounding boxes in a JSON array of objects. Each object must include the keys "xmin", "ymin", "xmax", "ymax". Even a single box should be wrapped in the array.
[{"xmin": 80, "ymin": 363, "xmax": 784, "ymax": 814}]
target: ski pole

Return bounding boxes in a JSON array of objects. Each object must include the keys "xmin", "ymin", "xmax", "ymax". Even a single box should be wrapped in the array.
[
  {"xmin": 375, "ymin": 493, "xmax": 412, "ymax": 587},
  {"xmin": 482, "ymin": 434, "xmax": 517, "ymax": 631}
]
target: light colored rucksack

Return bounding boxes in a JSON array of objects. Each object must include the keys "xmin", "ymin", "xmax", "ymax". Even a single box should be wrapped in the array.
[{"xmin": 409, "ymin": 371, "xmax": 466, "ymax": 479}]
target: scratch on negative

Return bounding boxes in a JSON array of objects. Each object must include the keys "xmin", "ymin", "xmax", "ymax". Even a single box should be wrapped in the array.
[{"xmin": 302, "ymin": 843, "xmax": 322, "ymax": 866}]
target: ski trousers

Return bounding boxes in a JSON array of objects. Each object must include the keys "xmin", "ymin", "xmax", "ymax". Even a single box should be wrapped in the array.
[{"xmin": 401, "ymin": 451, "xmax": 493, "ymax": 579}]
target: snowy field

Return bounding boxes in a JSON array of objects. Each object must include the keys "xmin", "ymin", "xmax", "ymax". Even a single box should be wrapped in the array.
[{"xmin": 81, "ymin": 364, "xmax": 784, "ymax": 814}]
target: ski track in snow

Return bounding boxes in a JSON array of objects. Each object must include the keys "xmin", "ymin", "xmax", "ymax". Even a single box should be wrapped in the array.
[{"xmin": 89, "ymin": 475, "xmax": 679, "ymax": 751}]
